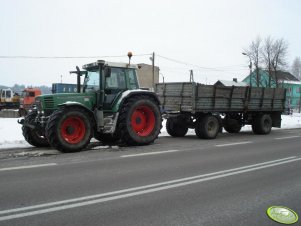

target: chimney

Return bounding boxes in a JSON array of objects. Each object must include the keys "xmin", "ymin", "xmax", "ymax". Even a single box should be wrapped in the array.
[{"xmin": 233, "ymin": 78, "xmax": 238, "ymax": 83}]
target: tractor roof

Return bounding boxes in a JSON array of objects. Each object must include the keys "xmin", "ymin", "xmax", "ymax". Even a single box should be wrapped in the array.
[{"xmin": 83, "ymin": 60, "xmax": 137, "ymax": 70}]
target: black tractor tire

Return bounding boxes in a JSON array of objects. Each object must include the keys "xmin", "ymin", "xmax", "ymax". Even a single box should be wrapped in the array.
[
  {"xmin": 118, "ymin": 95, "xmax": 162, "ymax": 146},
  {"xmin": 22, "ymin": 112, "xmax": 49, "ymax": 147},
  {"xmin": 223, "ymin": 118, "xmax": 242, "ymax": 133},
  {"xmin": 45, "ymin": 107, "xmax": 93, "ymax": 152},
  {"xmin": 252, "ymin": 114, "xmax": 272, "ymax": 135},
  {"xmin": 195, "ymin": 115, "xmax": 220, "ymax": 139},
  {"xmin": 94, "ymin": 133, "xmax": 119, "ymax": 144},
  {"xmin": 166, "ymin": 117, "xmax": 188, "ymax": 137}
]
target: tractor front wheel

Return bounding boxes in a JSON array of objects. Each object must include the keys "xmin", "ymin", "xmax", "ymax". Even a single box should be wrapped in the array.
[
  {"xmin": 22, "ymin": 112, "xmax": 49, "ymax": 147},
  {"xmin": 45, "ymin": 108, "xmax": 93, "ymax": 152}
]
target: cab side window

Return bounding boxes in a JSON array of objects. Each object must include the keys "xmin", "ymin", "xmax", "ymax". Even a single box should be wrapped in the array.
[
  {"xmin": 106, "ymin": 68, "xmax": 126, "ymax": 89},
  {"xmin": 128, "ymin": 69, "xmax": 139, "ymax": 89}
]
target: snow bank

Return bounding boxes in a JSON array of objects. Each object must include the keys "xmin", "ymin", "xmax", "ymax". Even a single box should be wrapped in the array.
[
  {"xmin": 1, "ymin": 113, "xmax": 301, "ymax": 149},
  {"xmin": 0, "ymin": 118, "xmax": 32, "ymax": 149}
]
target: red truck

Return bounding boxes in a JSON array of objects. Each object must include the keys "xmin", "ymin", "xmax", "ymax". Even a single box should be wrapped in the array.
[{"xmin": 19, "ymin": 88, "xmax": 41, "ymax": 116}]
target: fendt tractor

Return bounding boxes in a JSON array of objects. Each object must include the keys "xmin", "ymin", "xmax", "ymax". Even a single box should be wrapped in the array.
[{"xmin": 19, "ymin": 55, "xmax": 162, "ymax": 152}]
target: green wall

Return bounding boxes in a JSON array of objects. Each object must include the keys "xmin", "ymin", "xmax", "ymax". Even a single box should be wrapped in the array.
[{"xmin": 243, "ymin": 69, "xmax": 301, "ymax": 111}]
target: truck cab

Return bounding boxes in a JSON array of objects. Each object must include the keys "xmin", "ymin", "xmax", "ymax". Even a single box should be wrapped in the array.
[
  {"xmin": 0, "ymin": 88, "xmax": 20, "ymax": 110},
  {"xmin": 19, "ymin": 88, "xmax": 42, "ymax": 115}
]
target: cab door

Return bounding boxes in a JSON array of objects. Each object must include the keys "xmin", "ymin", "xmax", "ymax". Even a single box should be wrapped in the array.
[{"xmin": 103, "ymin": 67, "xmax": 127, "ymax": 109}]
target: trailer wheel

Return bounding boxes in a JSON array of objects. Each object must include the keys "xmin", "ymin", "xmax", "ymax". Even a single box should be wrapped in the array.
[
  {"xmin": 94, "ymin": 133, "xmax": 119, "ymax": 144},
  {"xmin": 195, "ymin": 115, "xmax": 220, "ymax": 139},
  {"xmin": 223, "ymin": 118, "xmax": 242, "ymax": 133},
  {"xmin": 118, "ymin": 96, "xmax": 161, "ymax": 146},
  {"xmin": 22, "ymin": 112, "xmax": 49, "ymax": 147},
  {"xmin": 252, "ymin": 114, "xmax": 272, "ymax": 135},
  {"xmin": 45, "ymin": 107, "xmax": 93, "ymax": 152},
  {"xmin": 166, "ymin": 117, "xmax": 188, "ymax": 137}
]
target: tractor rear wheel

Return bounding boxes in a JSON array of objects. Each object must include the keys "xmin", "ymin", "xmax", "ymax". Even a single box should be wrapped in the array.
[
  {"xmin": 195, "ymin": 115, "xmax": 220, "ymax": 139},
  {"xmin": 45, "ymin": 107, "xmax": 93, "ymax": 152},
  {"xmin": 118, "ymin": 96, "xmax": 161, "ymax": 146},
  {"xmin": 22, "ymin": 112, "xmax": 49, "ymax": 147}
]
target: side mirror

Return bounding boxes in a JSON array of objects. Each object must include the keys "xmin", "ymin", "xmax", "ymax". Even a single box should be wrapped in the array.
[{"xmin": 105, "ymin": 67, "xmax": 111, "ymax": 77}]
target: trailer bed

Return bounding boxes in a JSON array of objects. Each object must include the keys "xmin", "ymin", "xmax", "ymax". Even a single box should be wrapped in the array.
[{"xmin": 155, "ymin": 82, "xmax": 286, "ymax": 113}]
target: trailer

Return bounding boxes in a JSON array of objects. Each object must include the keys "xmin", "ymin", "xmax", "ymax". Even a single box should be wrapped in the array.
[{"xmin": 155, "ymin": 82, "xmax": 286, "ymax": 138}]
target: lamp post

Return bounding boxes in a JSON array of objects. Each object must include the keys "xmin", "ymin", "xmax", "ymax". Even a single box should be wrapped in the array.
[
  {"xmin": 160, "ymin": 73, "xmax": 165, "ymax": 83},
  {"xmin": 242, "ymin": 52, "xmax": 252, "ymax": 86},
  {"xmin": 149, "ymin": 52, "xmax": 155, "ymax": 91}
]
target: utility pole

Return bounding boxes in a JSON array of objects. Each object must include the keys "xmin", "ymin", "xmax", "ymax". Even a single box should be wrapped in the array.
[
  {"xmin": 160, "ymin": 73, "xmax": 164, "ymax": 83},
  {"xmin": 60, "ymin": 75, "xmax": 63, "ymax": 83},
  {"xmin": 242, "ymin": 52, "xmax": 252, "ymax": 86},
  {"xmin": 299, "ymin": 91, "xmax": 301, "ymax": 113},
  {"xmin": 189, "ymin": 70, "xmax": 194, "ymax": 82},
  {"xmin": 149, "ymin": 52, "xmax": 155, "ymax": 91}
]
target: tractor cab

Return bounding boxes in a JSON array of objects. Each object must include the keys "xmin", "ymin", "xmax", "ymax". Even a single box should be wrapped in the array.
[{"xmin": 81, "ymin": 60, "xmax": 139, "ymax": 109}]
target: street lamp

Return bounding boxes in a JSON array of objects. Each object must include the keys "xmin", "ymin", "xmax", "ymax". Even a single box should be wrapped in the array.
[
  {"xmin": 242, "ymin": 52, "xmax": 252, "ymax": 86},
  {"xmin": 160, "ymin": 73, "xmax": 165, "ymax": 83}
]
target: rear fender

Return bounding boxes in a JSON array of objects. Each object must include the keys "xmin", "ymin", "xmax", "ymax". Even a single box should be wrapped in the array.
[{"xmin": 116, "ymin": 90, "xmax": 160, "ymax": 112}]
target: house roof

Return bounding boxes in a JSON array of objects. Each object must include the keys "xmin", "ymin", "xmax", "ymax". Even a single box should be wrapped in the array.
[
  {"xmin": 266, "ymin": 70, "xmax": 300, "ymax": 81},
  {"xmin": 214, "ymin": 80, "xmax": 248, "ymax": 87}
]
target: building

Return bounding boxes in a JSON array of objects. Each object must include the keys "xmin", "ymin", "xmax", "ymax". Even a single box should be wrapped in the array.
[
  {"xmin": 214, "ymin": 79, "xmax": 248, "ymax": 87},
  {"xmin": 137, "ymin": 64, "xmax": 159, "ymax": 90},
  {"xmin": 242, "ymin": 69, "xmax": 301, "ymax": 112}
]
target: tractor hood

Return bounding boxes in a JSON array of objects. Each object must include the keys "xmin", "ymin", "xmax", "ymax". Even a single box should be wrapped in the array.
[{"xmin": 35, "ymin": 93, "xmax": 96, "ymax": 112}]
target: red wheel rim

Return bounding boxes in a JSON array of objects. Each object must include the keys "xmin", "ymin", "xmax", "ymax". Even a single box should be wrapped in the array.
[
  {"xmin": 60, "ymin": 116, "xmax": 86, "ymax": 144},
  {"xmin": 131, "ymin": 105, "xmax": 155, "ymax": 137}
]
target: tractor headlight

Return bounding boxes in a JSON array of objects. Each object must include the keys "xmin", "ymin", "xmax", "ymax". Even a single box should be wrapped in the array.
[{"xmin": 35, "ymin": 99, "xmax": 42, "ymax": 111}]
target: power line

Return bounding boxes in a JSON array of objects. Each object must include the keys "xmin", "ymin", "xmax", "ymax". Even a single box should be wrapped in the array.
[
  {"xmin": 0, "ymin": 53, "xmax": 151, "ymax": 59},
  {"xmin": 157, "ymin": 54, "xmax": 247, "ymax": 71}
]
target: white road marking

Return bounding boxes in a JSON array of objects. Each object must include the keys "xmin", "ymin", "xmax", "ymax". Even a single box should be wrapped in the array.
[
  {"xmin": 120, "ymin": 150, "xmax": 179, "ymax": 158},
  {"xmin": 275, "ymin": 136, "xmax": 300, "ymax": 140},
  {"xmin": 0, "ymin": 156, "xmax": 297, "ymax": 221},
  {"xmin": 215, "ymin": 141, "xmax": 252, "ymax": 147},
  {"xmin": 0, "ymin": 163, "xmax": 57, "ymax": 172}
]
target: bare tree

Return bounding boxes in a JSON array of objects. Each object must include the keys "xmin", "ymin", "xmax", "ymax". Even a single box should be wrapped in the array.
[
  {"xmin": 261, "ymin": 36, "xmax": 274, "ymax": 87},
  {"xmin": 244, "ymin": 36, "xmax": 262, "ymax": 87},
  {"xmin": 261, "ymin": 37, "xmax": 288, "ymax": 87},
  {"xmin": 291, "ymin": 57, "xmax": 301, "ymax": 79},
  {"xmin": 271, "ymin": 38, "xmax": 288, "ymax": 87}
]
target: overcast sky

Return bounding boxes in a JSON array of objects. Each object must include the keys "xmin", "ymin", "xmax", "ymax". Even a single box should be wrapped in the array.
[{"xmin": 0, "ymin": 0, "xmax": 300, "ymax": 87}]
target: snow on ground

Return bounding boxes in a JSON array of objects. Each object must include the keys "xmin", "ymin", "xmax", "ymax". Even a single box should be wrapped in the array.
[
  {"xmin": 0, "ymin": 118, "xmax": 32, "ymax": 149},
  {"xmin": 0, "ymin": 114, "xmax": 301, "ymax": 149}
]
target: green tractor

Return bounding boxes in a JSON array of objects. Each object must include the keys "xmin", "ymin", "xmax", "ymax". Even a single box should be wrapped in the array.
[{"xmin": 19, "ymin": 59, "xmax": 162, "ymax": 152}]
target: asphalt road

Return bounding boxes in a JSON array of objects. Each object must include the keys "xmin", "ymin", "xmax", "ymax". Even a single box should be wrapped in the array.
[{"xmin": 0, "ymin": 129, "xmax": 301, "ymax": 226}]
